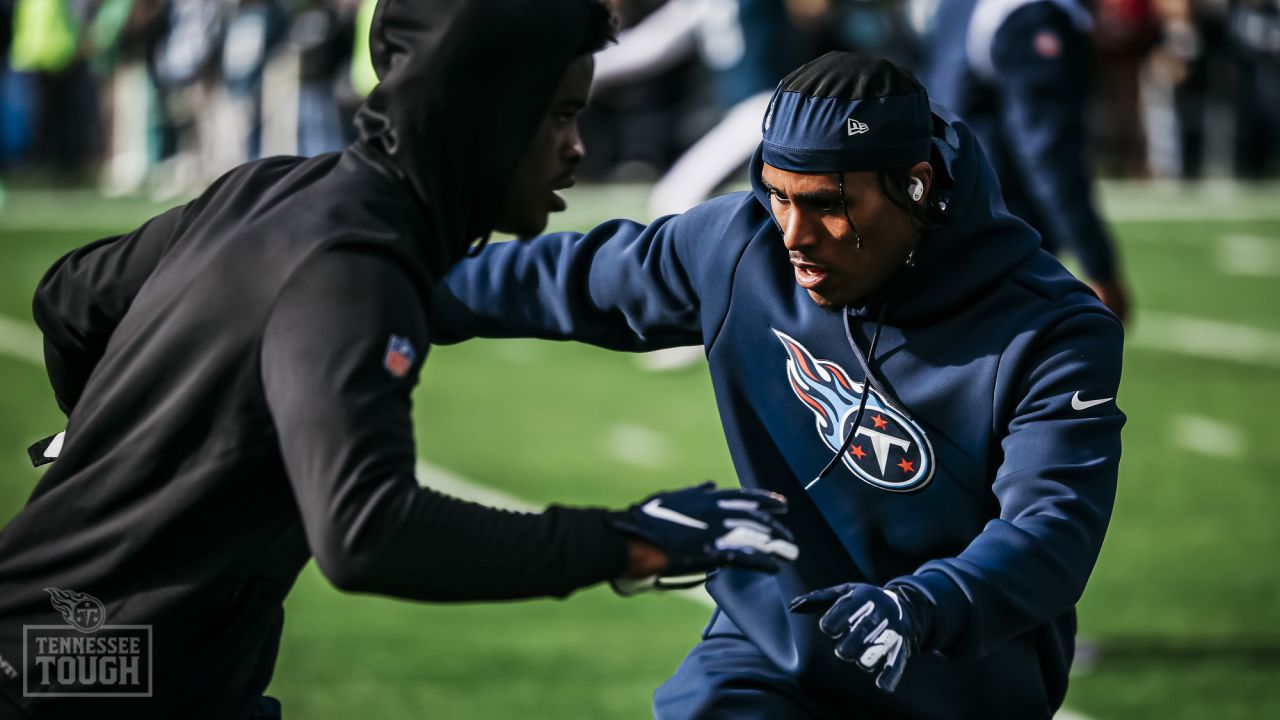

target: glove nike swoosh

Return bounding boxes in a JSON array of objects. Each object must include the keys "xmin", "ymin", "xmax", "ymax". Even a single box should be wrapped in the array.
[{"xmin": 641, "ymin": 498, "xmax": 709, "ymax": 529}]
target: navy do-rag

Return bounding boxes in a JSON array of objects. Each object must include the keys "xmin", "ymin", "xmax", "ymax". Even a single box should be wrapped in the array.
[{"xmin": 762, "ymin": 52, "xmax": 932, "ymax": 173}]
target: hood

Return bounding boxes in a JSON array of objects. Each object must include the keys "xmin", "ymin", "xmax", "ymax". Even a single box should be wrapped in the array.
[
  {"xmin": 354, "ymin": 0, "xmax": 598, "ymax": 271},
  {"xmin": 749, "ymin": 101, "xmax": 1041, "ymax": 324}
]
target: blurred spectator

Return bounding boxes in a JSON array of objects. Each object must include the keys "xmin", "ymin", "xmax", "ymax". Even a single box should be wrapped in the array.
[
  {"xmin": 9, "ymin": 0, "xmax": 102, "ymax": 181},
  {"xmin": 591, "ymin": 0, "xmax": 812, "ymax": 217},
  {"xmin": 788, "ymin": 0, "xmax": 920, "ymax": 68},
  {"xmin": 1094, "ymin": 0, "xmax": 1162, "ymax": 177},
  {"xmin": 290, "ymin": 0, "xmax": 356, "ymax": 156},
  {"xmin": 577, "ymin": 0, "xmax": 711, "ymax": 186},
  {"xmin": 916, "ymin": 0, "xmax": 1132, "ymax": 323},
  {"xmin": 1, "ymin": 0, "xmax": 1276, "ymax": 195},
  {"xmin": 1230, "ymin": 0, "xmax": 1280, "ymax": 176}
]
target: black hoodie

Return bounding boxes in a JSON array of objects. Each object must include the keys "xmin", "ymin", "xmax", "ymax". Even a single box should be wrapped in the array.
[{"xmin": 0, "ymin": 1, "xmax": 624, "ymax": 717}]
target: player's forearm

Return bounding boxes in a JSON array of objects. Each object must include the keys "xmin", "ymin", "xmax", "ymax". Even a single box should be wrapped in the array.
[{"xmin": 309, "ymin": 478, "xmax": 628, "ymax": 601}]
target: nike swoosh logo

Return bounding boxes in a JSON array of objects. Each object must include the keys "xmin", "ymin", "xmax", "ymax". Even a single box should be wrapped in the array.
[
  {"xmin": 641, "ymin": 499, "xmax": 709, "ymax": 530},
  {"xmin": 1071, "ymin": 391, "xmax": 1113, "ymax": 411}
]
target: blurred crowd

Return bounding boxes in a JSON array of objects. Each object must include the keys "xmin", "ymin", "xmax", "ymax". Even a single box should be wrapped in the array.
[{"xmin": 1, "ymin": 0, "xmax": 1278, "ymax": 201}]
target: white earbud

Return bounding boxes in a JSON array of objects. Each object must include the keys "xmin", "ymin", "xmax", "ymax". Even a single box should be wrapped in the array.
[{"xmin": 908, "ymin": 177, "xmax": 925, "ymax": 203}]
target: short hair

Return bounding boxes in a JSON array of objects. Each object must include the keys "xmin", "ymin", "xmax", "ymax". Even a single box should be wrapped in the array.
[
  {"xmin": 576, "ymin": 0, "xmax": 618, "ymax": 56},
  {"xmin": 777, "ymin": 52, "xmax": 926, "ymax": 105}
]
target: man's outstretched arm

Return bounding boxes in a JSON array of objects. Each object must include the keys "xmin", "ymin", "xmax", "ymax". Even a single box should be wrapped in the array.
[
  {"xmin": 262, "ymin": 247, "xmax": 793, "ymax": 600},
  {"xmin": 433, "ymin": 195, "xmax": 748, "ymax": 350}
]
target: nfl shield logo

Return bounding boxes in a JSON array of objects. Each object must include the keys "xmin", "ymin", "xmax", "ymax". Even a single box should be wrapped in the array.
[{"xmin": 384, "ymin": 335, "xmax": 416, "ymax": 379}]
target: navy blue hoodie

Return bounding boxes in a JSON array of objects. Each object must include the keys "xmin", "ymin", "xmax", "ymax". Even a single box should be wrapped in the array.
[{"xmin": 433, "ymin": 104, "xmax": 1124, "ymax": 718}]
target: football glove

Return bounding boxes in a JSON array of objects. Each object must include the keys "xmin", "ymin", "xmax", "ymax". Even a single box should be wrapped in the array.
[
  {"xmin": 789, "ymin": 583, "xmax": 923, "ymax": 692},
  {"xmin": 609, "ymin": 482, "xmax": 798, "ymax": 592}
]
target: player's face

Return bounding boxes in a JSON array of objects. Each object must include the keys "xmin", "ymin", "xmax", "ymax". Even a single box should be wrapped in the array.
[
  {"xmin": 494, "ymin": 54, "xmax": 593, "ymax": 237},
  {"xmin": 762, "ymin": 162, "xmax": 920, "ymax": 309}
]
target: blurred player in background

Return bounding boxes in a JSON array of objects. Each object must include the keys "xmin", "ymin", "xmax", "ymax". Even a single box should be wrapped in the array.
[
  {"xmin": 915, "ymin": 0, "xmax": 1134, "ymax": 323},
  {"xmin": 592, "ymin": 0, "xmax": 809, "ymax": 219},
  {"xmin": 0, "ymin": 1, "xmax": 799, "ymax": 718},
  {"xmin": 435, "ymin": 53, "xmax": 1124, "ymax": 717}
]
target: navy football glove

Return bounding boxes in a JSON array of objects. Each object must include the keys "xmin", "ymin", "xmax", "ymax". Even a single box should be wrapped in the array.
[
  {"xmin": 609, "ymin": 482, "xmax": 798, "ymax": 591},
  {"xmin": 789, "ymin": 583, "xmax": 923, "ymax": 692}
]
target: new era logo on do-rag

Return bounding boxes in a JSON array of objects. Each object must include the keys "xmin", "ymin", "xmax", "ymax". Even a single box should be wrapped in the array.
[{"xmin": 847, "ymin": 118, "xmax": 869, "ymax": 135}]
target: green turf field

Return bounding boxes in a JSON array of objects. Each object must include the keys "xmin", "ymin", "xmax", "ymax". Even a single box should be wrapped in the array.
[{"xmin": 1, "ymin": 182, "xmax": 1278, "ymax": 719}]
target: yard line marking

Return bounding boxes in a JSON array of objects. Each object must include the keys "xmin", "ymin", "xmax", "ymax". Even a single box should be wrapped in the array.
[
  {"xmin": 413, "ymin": 459, "xmax": 539, "ymax": 512},
  {"xmin": 637, "ymin": 346, "xmax": 705, "ymax": 371},
  {"xmin": 1216, "ymin": 234, "xmax": 1280, "ymax": 277},
  {"xmin": 1171, "ymin": 415, "xmax": 1245, "ymax": 459},
  {"xmin": 1097, "ymin": 179, "xmax": 1280, "ymax": 221},
  {"xmin": 608, "ymin": 423, "xmax": 668, "ymax": 468},
  {"xmin": 1131, "ymin": 311, "xmax": 1280, "ymax": 369},
  {"xmin": 0, "ymin": 314, "xmax": 44, "ymax": 366}
]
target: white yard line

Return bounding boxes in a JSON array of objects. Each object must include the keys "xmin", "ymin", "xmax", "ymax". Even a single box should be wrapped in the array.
[
  {"xmin": 1097, "ymin": 179, "xmax": 1280, "ymax": 222},
  {"xmin": 1216, "ymin": 234, "xmax": 1280, "ymax": 277},
  {"xmin": 1171, "ymin": 415, "xmax": 1245, "ymax": 459},
  {"xmin": 607, "ymin": 423, "xmax": 669, "ymax": 468},
  {"xmin": 0, "ymin": 314, "xmax": 44, "ymax": 366},
  {"xmin": 1131, "ymin": 311, "xmax": 1280, "ymax": 369}
]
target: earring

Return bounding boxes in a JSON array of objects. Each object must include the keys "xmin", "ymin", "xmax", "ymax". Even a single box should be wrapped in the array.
[
  {"xmin": 856, "ymin": 232, "xmax": 863, "ymax": 250},
  {"xmin": 905, "ymin": 249, "xmax": 916, "ymax": 267}
]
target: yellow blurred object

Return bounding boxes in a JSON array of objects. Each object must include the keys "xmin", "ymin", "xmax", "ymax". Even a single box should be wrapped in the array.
[
  {"xmin": 351, "ymin": 0, "xmax": 379, "ymax": 97},
  {"xmin": 9, "ymin": 0, "xmax": 79, "ymax": 73}
]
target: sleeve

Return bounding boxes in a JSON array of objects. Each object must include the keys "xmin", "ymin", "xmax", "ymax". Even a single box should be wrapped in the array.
[
  {"xmin": 261, "ymin": 247, "xmax": 628, "ymax": 601},
  {"xmin": 592, "ymin": 0, "xmax": 699, "ymax": 91},
  {"xmin": 991, "ymin": 3, "xmax": 1118, "ymax": 283},
  {"xmin": 32, "ymin": 204, "xmax": 185, "ymax": 415},
  {"xmin": 892, "ymin": 308, "xmax": 1124, "ymax": 659},
  {"xmin": 433, "ymin": 198, "xmax": 744, "ymax": 350}
]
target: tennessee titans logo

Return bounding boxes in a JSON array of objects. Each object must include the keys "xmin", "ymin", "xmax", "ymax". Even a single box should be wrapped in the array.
[
  {"xmin": 384, "ymin": 335, "xmax": 416, "ymax": 379},
  {"xmin": 775, "ymin": 330, "xmax": 934, "ymax": 493},
  {"xmin": 45, "ymin": 588, "xmax": 106, "ymax": 633}
]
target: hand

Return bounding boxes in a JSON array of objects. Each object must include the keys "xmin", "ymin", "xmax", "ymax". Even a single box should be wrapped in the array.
[
  {"xmin": 1089, "ymin": 277, "xmax": 1131, "ymax": 325},
  {"xmin": 789, "ymin": 583, "xmax": 921, "ymax": 692},
  {"xmin": 609, "ymin": 482, "xmax": 798, "ymax": 586}
]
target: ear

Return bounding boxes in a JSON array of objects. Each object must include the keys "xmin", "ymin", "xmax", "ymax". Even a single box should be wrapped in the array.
[{"xmin": 908, "ymin": 161, "xmax": 933, "ymax": 204}]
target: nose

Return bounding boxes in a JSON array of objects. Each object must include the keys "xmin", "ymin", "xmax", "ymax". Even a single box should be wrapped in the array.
[
  {"xmin": 564, "ymin": 123, "xmax": 586, "ymax": 163},
  {"xmin": 780, "ymin": 207, "xmax": 817, "ymax": 251}
]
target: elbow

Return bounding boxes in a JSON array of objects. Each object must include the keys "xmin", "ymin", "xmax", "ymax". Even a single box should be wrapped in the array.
[
  {"xmin": 313, "ymin": 544, "xmax": 379, "ymax": 594},
  {"xmin": 310, "ymin": 519, "xmax": 387, "ymax": 593}
]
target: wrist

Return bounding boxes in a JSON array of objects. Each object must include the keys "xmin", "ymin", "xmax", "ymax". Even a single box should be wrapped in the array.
[
  {"xmin": 624, "ymin": 538, "xmax": 669, "ymax": 578},
  {"xmin": 886, "ymin": 582, "xmax": 934, "ymax": 653}
]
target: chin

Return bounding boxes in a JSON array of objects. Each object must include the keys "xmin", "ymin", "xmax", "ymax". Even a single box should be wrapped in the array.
[
  {"xmin": 806, "ymin": 289, "xmax": 843, "ymax": 309},
  {"xmin": 496, "ymin": 214, "xmax": 548, "ymax": 238}
]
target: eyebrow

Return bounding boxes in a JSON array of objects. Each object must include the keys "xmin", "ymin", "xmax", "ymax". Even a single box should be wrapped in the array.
[{"xmin": 761, "ymin": 179, "xmax": 845, "ymax": 205}]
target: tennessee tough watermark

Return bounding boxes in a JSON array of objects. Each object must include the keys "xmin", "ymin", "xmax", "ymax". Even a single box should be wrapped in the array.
[{"xmin": 22, "ymin": 588, "xmax": 152, "ymax": 698}]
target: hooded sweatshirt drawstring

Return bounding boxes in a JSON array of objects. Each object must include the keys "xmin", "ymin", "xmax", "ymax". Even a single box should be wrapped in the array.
[{"xmin": 807, "ymin": 301, "xmax": 888, "ymax": 489}]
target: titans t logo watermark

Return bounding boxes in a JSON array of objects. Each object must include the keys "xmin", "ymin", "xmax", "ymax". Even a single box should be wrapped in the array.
[
  {"xmin": 23, "ymin": 588, "xmax": 152, "ymax": 697},
  {"xmin": 775, "ymin": 329, "xmax": 934, "ymax": 493}
]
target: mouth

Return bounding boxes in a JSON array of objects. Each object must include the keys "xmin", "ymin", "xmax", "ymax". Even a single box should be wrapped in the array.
[
  {"xmin": 790, "ymin": 258, "xmax": 830, "ymax": 290},
  {"xmin": 549, "ymin": 175, "xmax": 576, "ymax": 212}
]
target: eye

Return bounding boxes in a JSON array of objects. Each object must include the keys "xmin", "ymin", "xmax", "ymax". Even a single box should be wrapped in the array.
[{"xmin": 769, "ymin": 189, "xmax": 790, "ymax": 204}]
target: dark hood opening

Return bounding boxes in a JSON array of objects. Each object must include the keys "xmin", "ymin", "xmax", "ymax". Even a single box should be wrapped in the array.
[{"xmin": 353, "ymin": 0, "xmax": 600, "ymax": 271}]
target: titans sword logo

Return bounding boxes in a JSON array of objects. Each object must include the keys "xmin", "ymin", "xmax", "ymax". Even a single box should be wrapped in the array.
[{"xmin": 775, "ymin": 330, "xmax": 934, "ymax": 492}]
